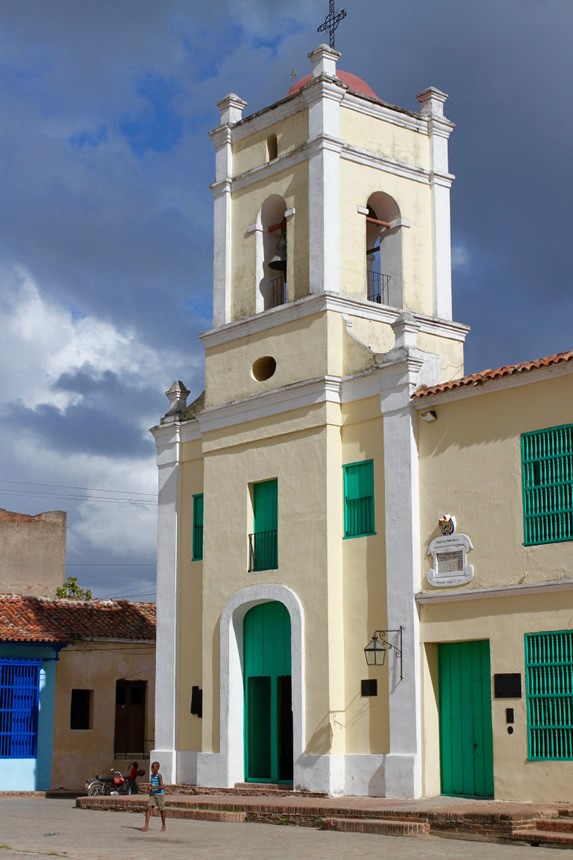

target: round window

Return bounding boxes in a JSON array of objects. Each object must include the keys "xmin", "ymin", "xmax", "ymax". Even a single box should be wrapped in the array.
[{"xmin": 252, "ymin": 356, "xmax": 276, "ymax": 382}]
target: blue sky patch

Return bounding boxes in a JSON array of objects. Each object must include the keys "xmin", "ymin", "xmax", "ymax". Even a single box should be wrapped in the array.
[{"xmin": 119, "ymin": 72, "xmax": 183, "ymax": 158}]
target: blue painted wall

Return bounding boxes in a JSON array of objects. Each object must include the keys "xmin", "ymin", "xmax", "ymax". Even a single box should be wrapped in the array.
[{"xmin": 0, "ymin": 643, "xmax": 59, "ymax": 790}]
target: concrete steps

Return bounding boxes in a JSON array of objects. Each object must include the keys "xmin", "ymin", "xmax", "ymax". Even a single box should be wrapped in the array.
[{"xmin": 322, "ymin": 816, "xmax": 429, "ymax": 837}]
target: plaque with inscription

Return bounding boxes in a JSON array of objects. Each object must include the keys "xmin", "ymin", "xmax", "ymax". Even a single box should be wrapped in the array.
[{"xmin": 494, "ymin": 674, "xmax": 522, "ymax": 699}]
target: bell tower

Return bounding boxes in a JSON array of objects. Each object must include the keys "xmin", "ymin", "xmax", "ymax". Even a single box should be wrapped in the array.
[{"xmin": 152, "ymin": 42, "xmax": 469, "ymax": 800}]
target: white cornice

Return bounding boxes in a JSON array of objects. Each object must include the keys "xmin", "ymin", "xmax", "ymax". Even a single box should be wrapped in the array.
[
  {"xmin": 416, "ymin": 578, "xmax": 573, "ymax": 605},
  {"xmin": 342, "ymin": 144, "xmax": 453, "ymax": 187},
  {"xmin": 200, "ymin": 292, "xmax": 468, "ymax": 350},
  {"xmin": 342, "ymin": 93, "xmax": 426, "ymax": 133},
  {"xmin": 413, "ymin": 359, "xmax": 573, "ymax": 409},
  {"xmin": 187, "ymin": 356, "xmax": 435, "ymax": 436},
  {"xmin": 224, "ymin": 143, "xmax": 310, "ymax": 194},
  {"xmin": 198, "ymin": 375, "xmax": 342, "ymax": 434},
  {"xmin": 216, "ymin": 96, "xmax": 306, "ymax": 143}
]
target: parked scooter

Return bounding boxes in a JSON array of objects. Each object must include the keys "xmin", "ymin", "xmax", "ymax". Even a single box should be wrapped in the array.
[{"xmin": 85, "ymin": 768, "xmax": 128, "ymax": 796}]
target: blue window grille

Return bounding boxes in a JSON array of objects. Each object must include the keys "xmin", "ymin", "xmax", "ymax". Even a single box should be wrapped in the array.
[{"xmin": 0, "ymin": 659, "xmax": 41, "ymax": 758}]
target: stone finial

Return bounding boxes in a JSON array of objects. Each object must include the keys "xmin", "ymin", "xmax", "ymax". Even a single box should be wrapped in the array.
[
  {"xmin": 416, "ymin": 87, "xmax": 448, "ymax": 119},
  {"xmin": 308, "ymin": 44, "xmax": 341, "ymax": 79},
  {"xmin": 163, "ymin": 380, "xmax": 190, "ymax": 420},
  {"xmin": 216, "ymin": 93, "xmax": 247, "ymax": 126},
  {"xmin": 391, "ymin": 312, "xmax": 421, "ymax": 350}
]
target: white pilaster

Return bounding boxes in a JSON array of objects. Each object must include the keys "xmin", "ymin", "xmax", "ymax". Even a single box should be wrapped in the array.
[
  {"xmin": 150, "ymin": 423, "xmax": 183, "ymax": 784},
  {"xmin": 379, "ymin": 317, "xmax": 440, "ymax": 798},
  {"xmin": 211, "ymin": 179, "xmax": 232, "ymax": 326},
  {"xmin": 304, "ymin": 79, "xmax": 344, "ymax": 295},
  {"xmin": 417, "ymin": 87, "xmax": 454, "ymax": 321},
  {"xmin": 209, "ymin": 95, "xmax": 246, "ymax": 327}
]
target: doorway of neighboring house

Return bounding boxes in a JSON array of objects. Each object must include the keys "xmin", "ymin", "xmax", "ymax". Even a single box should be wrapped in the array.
[
  {"xmin": 243, "ymin": 601, "xmax": 292, "ymax": 783},
  {"xmin": 438, "ymin": 640, "xmax": 494, "ymax": 797},
  {"xmin": 114, "ymin": 679, "xmax": 146, "ymax": 757}
]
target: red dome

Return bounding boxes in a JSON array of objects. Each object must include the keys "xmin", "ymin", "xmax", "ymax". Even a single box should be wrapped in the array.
[{"xmin": 287, "ymin": 70, "xmax": 379, "ymax": 100}]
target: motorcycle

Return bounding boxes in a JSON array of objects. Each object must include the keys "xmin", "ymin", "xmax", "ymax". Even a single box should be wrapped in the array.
[{"xmin": 85, "ymin": 768, "xmax": 128, "ymax": 796}]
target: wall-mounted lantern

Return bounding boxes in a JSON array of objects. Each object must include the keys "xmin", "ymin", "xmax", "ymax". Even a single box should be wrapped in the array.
[{"xmin": 364, "ymin": 627, "xmax": 404, "ymax": 679}]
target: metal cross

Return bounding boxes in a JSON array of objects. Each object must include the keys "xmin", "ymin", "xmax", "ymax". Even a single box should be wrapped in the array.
[{"xmin": 317, "ymin": 0, "xmax": 347, "ymax": 50}]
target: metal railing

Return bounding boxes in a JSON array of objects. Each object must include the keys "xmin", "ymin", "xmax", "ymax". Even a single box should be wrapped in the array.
[
  {"xmin": 248, "ymin": 530, "xmax": 278, "ymax": 571},
  {"xmin": 267, "ymin": 275, "xmax": 286, "ymax": 309},
  {"xmin": 367, "ymin": 269, "xmax": 391, "ymax": 305}
]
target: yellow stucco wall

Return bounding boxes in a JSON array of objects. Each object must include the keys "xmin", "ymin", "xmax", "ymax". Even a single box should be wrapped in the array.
[
  {"xmin": 421, "ymin": 591, "xmax": 573, "ymax": 801},
  {"xmin": 418, "ymin": 373, "xmax": 573, "ymax": 801},
  {"xmin": 232, "ymin": 109, "xmax": 308, "ymax": 177},
  {"xmin": 175, "ymin": 391, "xmax": 389, "ymax": 760},
  {"xmin": 341, "ymin": 396, "xmax": 388, "ymax": 754},
  {"xmin": 177, "ymin": 437, "xmax": 204, "ymax": 752},
  {"xmin": 419, "ymin": 375, "xmax": 573, "ymax": 591},
  {"xmin": 52, "ymin": 641, "xmax": 155, "ymax": 791},
  {"xmin": 340, "ymin": 107, "xmax": 430, "ymax": 171}
]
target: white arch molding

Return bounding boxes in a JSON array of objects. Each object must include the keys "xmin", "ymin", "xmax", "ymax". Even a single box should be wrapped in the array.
[{"xmin": 197, "ymin": 584, "xmax": 305, "ymax": 789}]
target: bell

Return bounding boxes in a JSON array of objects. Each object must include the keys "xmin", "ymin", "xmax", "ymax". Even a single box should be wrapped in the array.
[{"xmin": 268, "ymin": 234, "xmax": 287, "ymax": 272}]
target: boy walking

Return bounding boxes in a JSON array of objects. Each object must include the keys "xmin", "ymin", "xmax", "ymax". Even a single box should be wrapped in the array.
[{"xmin": 142, "ymin": 761, "xmax": 166, "ymax": 831}]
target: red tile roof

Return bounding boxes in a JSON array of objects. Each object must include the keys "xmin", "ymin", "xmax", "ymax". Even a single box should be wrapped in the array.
[
  {"xmin": 0, "ymin": 595, "xmax": 156, "ymax": 644},
  {"xmin": 413, "ymin": 351, "xmax": 573, "ymax": 399}
]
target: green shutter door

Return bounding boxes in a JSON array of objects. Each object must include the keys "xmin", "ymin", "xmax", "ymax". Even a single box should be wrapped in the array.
[
  {"xmin": 344, "ymin": 461, "xmax": 374, "ymax": 537},
  {"xmin": 439, "ymin": 640, "xmax": 494, "ymax": 797},
  {"xmin": 253, "ymin": 480, "xmax": 278, "ymax": 570},
  {"xmin": 243, "ymin": 602, "xmax": 292, "ymax": 782}
]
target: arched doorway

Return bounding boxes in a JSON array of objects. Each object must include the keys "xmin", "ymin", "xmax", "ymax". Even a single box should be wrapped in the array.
[{"xmin": 243, "ymin": 601, "xmax": 293, "ymax": 783}]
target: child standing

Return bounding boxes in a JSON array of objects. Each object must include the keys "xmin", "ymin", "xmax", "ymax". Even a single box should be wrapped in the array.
[{"xmin": 142, "ymin": 761, "xmax": 166, "ymax": 831}]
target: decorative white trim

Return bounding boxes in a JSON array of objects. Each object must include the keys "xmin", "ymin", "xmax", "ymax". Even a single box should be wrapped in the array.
[
  {"xmin": 379, "ymin": 350, "xmax": 441, "ymax": 799},
  {"xmin": 426, "ymin": 533, "xmax": 474, "ymax": 588},
  {"xmin": 342, "ymin": 144, "xmax": 452, "ymax": 188},
  {"xmin": 196, "ymin": 584, "xmax": 305, "ymax": 789},
  {"xmin": 200, "ymin": 292, "xmax": 469, "ymax": 350},
  {"xmin": 198, "ymin": 375, "xmax": 342, "ymax": 434},
  {"xmin": 151, "ymin": 423, "xmax": 183, "ymax": 784},
  {"xmin": 416, "ymin": 577, "xmax": 573, "ymax": 605},
  {"xmin": 342, "ymin": 92, "xmax": 430, "ymax": 134}
]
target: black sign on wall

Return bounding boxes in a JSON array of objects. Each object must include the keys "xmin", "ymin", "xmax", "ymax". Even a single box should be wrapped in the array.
[{"xmin": 494, "ymin": 674, "xmax": 522, "ymax": 699}]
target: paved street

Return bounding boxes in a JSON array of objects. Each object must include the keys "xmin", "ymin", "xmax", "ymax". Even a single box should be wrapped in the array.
[{"xmin": 0, "ymin": 798, "xmax": 567, "ymax": 859}]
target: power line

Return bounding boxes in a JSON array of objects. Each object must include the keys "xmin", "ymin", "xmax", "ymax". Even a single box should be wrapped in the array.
[
  {"xmin": 0, "ymin": 489, "xmax": 156, "ymax": 506},
  {"xmin": 0, "ymin": 479, "xmax": 156, "ymax": 498}
]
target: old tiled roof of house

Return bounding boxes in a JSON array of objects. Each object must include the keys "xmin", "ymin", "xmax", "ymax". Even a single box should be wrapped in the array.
[
  {"xmin": 413, "ymin": 350, "xmax": 573, "ymax": 399},
  {"xmin": 0, "ymin": 594, "xmax": 156, "ymax": 643}
]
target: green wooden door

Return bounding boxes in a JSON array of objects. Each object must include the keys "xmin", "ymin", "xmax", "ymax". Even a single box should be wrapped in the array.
[
  {"xmin": 244, "ymin": 602, "xmax": 292, "ymax": 782},
  {"xmin": 253, "ymin": 480, "xmax": 278, "ymax": 570},
  {"xmin": 439, "ymin": 640, "xmax": 494, "ymax": 797}
]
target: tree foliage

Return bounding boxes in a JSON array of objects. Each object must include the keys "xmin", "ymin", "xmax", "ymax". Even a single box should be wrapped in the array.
[{"xmin": 55, "ymin": 576, "xmax": 93, "ymax": 600}]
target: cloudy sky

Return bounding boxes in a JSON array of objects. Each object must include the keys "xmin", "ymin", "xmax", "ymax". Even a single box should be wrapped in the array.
[{"xmin": 0, "ymin": 0, "xmax": 571, "ymax": 600}]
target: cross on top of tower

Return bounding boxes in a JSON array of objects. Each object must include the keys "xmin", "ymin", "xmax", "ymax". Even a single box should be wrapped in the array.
[{"xmin": 317, "ymin": 0, "xmax": 347, "ymax": 50}]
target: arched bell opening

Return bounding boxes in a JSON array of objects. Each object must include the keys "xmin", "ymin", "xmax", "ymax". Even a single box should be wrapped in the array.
[
  {"xmin": 365, "ymin": 192, "xmax": 402, "ymax": 308},
  {"xmin": 259, "ymin": 195, "xmax": 288, "ymax": 311}
]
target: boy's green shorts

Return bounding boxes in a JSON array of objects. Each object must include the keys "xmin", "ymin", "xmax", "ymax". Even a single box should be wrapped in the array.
[{"xmin": 147, "ymin": 793, "xmax": 165, "ymax": 810}]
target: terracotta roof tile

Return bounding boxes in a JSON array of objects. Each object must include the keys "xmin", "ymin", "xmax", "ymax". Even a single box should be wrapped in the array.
[
  {"xmin": 0, "ymin": 595, "xmax": 156, "ymax": 643},
  {"xmin": 413, "ymin": 350, "xmax": 573, "ymax": 399}
]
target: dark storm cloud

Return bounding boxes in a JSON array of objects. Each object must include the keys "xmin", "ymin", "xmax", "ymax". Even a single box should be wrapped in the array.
[{"xmin": 5, "ymin": 400, "xmax": 152, "ymax": 459}]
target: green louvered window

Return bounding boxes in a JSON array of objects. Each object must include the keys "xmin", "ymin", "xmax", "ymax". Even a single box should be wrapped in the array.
[
  {"xmin": 249, "ymin": 479, "xmax": 278, "ymax": 571},
  {"xmin": 343, "ymin": 460, "xmax": 375, "ymax": 538},
  {"xmin": 192, "ymin": 493, "xmax": 204, "ymax": 561},
  {"xmin": 521, "ymin": 424, "xmax": 573, "ymax": 546},
  {"xmin": 525, "ymin": 630, "xmax": 573, "ymax": 760}
]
